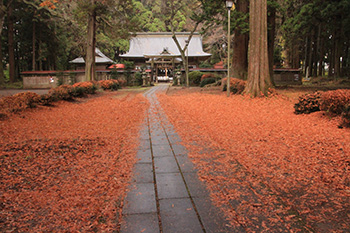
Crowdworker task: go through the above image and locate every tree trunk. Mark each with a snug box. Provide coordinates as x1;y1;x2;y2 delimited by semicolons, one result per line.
232;0;249;80
304;36;309;75
314;23;321;77
318;36;325;76
245;0;271;97
343;43;349;77
171;23;199;87
8;2;15;83
85;0;96;81
334;36;341;77
0;1;5;86
307;32;313;77
0;38;5;86
0;0;6;36
292;41;300;68
267;3;276;85
32;20;36;71
39;28;42;71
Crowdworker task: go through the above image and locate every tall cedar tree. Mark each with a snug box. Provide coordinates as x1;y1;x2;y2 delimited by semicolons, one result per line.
245;0;271;97
85;0;96;81
232;0;249;80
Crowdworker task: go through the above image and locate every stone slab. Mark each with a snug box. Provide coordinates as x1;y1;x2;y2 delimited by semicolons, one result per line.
136;148;152;164
176;154;196;173
154;156;179;174
183;173;210;198
167;134;182;144
150;129;166;139
139;129;150;140
150;134;169;146
132;163;153;184
123;183;157;214
171;143;187;156
152;144;173;157
159;198;203;233
192;197;236;233
156;173;189;199
120;213;160;233
139;139;151;150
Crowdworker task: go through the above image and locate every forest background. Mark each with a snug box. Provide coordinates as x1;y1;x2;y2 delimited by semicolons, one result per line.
0;0;350;87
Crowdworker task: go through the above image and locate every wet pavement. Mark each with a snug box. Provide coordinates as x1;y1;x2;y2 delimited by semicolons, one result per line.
120;84;231;233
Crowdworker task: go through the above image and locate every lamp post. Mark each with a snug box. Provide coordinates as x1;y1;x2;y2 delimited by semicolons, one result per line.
226;0;234;97
185;40;189;87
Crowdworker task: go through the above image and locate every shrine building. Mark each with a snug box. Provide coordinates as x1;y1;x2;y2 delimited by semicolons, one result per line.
120;32;211;81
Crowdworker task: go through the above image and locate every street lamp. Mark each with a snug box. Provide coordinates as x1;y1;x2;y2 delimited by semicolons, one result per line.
226;0;234;97
185;39;189;87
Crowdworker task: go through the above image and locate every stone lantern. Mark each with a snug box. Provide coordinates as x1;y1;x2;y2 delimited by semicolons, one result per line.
176;71;182;86
142;71;147;87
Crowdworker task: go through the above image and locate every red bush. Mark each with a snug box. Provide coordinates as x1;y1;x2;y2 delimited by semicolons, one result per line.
98;80;120;91
320;89;350;115
49;85;74;101
0;92;40;113
294;91;322;114
222;77;246;94
72;81;97;95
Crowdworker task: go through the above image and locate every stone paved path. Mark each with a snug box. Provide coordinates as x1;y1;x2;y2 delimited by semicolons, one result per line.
120;84;232;233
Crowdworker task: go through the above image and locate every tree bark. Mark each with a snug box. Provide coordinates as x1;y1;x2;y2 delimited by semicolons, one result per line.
292;42;300;68
0;0;7;36
32;20;36;71
267;3;276;85
245;0;271;97
0;38;5;86
334;36;341;77
8;1;15;83
232;0;249;80
304;36;309;75
307;32;314;77
343;43;349;76
85;0;96;81
318;35;324;76
171;22;199;87
314;23;321;77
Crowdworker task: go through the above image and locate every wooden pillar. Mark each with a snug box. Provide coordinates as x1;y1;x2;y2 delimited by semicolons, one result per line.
172;58;175;80
155;64;159;83
151;58;154;83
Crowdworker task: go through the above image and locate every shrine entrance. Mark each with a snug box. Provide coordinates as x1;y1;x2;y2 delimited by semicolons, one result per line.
145;48;181;83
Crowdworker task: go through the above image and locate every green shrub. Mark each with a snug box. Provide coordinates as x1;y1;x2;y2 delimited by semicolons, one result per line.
189;71;204;86
294;91;322;114
134;72;143;86
201;73;216;81
200;78;216;87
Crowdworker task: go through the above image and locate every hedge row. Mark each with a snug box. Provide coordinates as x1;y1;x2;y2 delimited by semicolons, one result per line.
294;89;350;127
0;79;126;117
